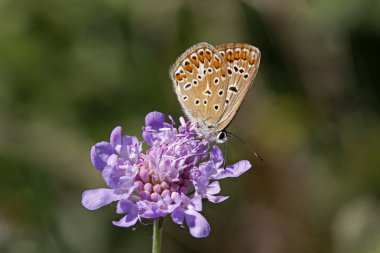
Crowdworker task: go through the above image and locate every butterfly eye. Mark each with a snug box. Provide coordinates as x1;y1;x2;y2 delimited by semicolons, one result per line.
216;131;228;144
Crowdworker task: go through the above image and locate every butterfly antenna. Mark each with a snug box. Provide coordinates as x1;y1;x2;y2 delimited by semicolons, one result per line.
225;131;263;161
223;138;228;169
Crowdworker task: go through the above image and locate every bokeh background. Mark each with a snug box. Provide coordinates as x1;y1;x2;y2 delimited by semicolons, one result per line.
1;0;380;252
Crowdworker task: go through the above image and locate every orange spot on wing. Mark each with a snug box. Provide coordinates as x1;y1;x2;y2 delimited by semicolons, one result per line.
198;54;205;63
242;51;248;60
176;74;186;81
191;58;199;68
205;52;212;61
226;51;234;62
248;57;256;65
213;60;222;69
184;65;193;72
221;69;226;77
234;50;241;60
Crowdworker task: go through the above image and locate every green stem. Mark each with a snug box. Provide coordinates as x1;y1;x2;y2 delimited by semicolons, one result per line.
152;218;163;253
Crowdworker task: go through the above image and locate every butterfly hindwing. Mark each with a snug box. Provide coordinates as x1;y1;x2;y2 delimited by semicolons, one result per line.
215;43;260;131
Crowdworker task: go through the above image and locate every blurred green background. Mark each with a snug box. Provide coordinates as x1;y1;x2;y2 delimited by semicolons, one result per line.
1;0;380;252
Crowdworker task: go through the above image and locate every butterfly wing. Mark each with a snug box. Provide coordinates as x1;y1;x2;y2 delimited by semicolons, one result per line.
170;42;229;131
215;43;261;131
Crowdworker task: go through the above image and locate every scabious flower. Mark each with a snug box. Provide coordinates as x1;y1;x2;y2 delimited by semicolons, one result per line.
82;111;251;238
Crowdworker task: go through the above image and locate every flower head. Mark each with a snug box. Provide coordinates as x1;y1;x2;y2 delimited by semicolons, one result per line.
82;111;251;238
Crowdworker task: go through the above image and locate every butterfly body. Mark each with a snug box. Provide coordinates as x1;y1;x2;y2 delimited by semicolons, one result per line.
193;120;220;143
170;42;260;142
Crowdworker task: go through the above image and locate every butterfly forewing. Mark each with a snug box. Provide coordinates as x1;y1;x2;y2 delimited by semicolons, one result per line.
215;43;260;131
170;42;229;128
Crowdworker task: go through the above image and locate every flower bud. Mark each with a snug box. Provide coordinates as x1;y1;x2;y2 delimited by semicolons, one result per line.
150;192;159;202
153;184;162;194
144;183;153;192
160;181;169;190
161;189;170;198
139;170;150;183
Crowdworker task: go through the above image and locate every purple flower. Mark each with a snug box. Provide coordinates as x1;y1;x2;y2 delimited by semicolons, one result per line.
82;111;252;238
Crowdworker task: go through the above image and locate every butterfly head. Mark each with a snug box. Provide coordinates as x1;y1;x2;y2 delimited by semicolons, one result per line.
216;131;228;144
194;122;228;143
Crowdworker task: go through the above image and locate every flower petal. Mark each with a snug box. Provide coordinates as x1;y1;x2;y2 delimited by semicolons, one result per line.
191;195;203;211
110;127;137;157
207;195;229;203
142;129;154;147
116;199;138;214
171;207;185;225
101;154;121;188
91;142;114;171
184;209;210;238
145;111;165;130
210;145;224;168
206;181;221;195
138;200;167;219
81;188;116;210
212;160;252;179
112;213;139;227
110;126;122;149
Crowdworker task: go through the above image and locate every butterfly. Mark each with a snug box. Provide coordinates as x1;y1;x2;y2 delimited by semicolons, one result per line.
170;42;260;143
